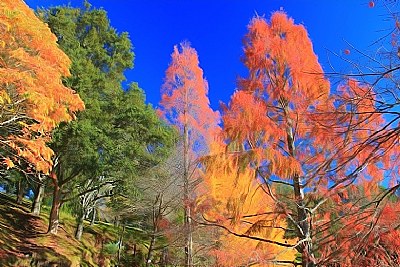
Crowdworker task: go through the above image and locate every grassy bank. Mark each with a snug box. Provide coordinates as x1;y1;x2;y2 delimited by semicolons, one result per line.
0;193;125;267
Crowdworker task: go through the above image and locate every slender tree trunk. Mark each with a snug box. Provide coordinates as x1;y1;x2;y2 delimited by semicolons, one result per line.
16;179;26;204
48;183;62;234
283;103;315;267
31;182;45;215
91;208;96;225
161;247;168;267
114;216;120;227
75;211;85;240
146;198;162;267
146;232;156;267
183;121;193;267
117;223;125;266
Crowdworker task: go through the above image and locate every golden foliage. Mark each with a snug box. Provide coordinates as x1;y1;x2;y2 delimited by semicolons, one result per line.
0;0;84;173
200;144;296;266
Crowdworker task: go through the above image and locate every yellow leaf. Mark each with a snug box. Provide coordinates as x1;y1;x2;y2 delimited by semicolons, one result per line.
4;157;14;169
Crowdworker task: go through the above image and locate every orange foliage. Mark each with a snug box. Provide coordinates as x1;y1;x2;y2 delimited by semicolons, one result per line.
320;197;400;267
234;12;333;156
331;79;388;187
0;0;84;173
159;42;220;156
204;11;392;266
234;12;390;196
227;11;335;187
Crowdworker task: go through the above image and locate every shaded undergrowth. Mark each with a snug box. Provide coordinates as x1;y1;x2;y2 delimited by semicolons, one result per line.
0;193;115;267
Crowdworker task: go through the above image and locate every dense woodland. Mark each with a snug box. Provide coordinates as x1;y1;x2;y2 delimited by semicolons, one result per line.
1;0;400;266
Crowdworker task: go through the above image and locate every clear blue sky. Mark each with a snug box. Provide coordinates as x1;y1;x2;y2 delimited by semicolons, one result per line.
25;0;392;110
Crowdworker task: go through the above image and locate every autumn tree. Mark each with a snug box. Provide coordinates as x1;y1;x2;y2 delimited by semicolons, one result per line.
0;0;84;175
199;11;377;267
158;42;220;267
200;10;400;267
215;12;333;266
311;2;400;264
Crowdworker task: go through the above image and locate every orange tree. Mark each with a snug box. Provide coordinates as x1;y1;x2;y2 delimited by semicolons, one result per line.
159;42;220;266
200;12;397;267
0;0;84;174
313;2;400;264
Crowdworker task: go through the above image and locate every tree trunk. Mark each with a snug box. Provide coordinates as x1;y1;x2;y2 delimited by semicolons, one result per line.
161;247;168;267
16;179;26;204
117;223;125;266
283;103;315;267
114;216;120;227
293;173;314;267
145;232;156;267
91;208;96;225
183;121;193;267
184;204;193;267
75;211;85;240
4;183;11;194
31;182;45;215
48;184;62;234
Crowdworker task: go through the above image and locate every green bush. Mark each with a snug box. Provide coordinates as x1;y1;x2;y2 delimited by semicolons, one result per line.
103;241;123;255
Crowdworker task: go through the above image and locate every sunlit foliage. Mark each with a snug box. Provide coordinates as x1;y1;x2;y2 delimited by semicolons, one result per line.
0;0;84;173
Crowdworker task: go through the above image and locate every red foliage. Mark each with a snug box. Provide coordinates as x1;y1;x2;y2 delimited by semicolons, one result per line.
205;11;395;267
159;42;220;156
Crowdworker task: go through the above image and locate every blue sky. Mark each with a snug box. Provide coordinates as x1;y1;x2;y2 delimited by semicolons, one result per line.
25;0;392;110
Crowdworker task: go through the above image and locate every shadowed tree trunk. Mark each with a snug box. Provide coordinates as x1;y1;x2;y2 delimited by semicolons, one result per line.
48;182;62;234
161;247;168;267
75;211;85;240
16;179;26;204
91;208;96;225
117;223;125;266
146;195;163;267
145;232;156;267
31;180;45;215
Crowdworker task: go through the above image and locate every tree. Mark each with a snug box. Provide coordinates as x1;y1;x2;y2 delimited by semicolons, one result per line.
0;0;84;174
200;12;392;267
137;154;183;267
159;42;220;266
311;3;400;264
39;4;131;234
40;4;174;235
31;173;46;215
218;12;333;266
72;174;114;240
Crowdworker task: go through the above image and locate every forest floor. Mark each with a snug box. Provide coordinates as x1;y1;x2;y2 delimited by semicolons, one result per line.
0;193;119;267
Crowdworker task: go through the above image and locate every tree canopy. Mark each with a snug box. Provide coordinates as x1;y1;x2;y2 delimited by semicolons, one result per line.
39;4;175;234
0;0;84;174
